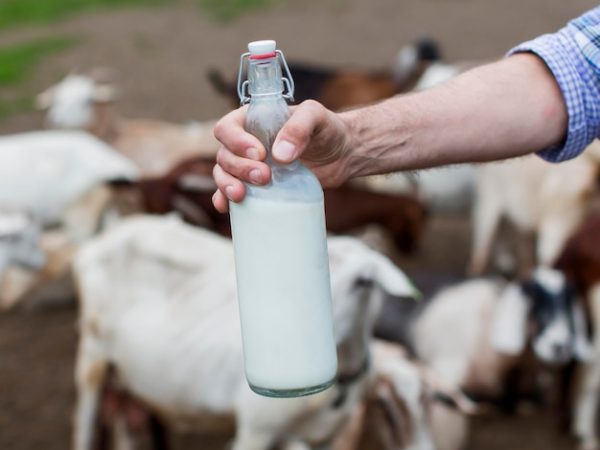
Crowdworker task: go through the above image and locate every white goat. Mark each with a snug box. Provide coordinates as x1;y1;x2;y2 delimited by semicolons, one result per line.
469;142;600;275
0;229;77;309
332;339;470;450
0;130;137;233
406;270;592;449
0;130;137;308
72;215;417;450
0;209;46;308
37;74;220;177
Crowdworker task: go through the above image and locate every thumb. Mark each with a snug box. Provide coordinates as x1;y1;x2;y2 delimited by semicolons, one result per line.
272;100;328;163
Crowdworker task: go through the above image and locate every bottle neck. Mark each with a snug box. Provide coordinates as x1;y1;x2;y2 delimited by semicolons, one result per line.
246;55;297;171
248;57;284;98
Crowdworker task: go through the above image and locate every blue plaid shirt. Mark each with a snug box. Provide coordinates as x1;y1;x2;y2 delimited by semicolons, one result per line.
510;6;600;162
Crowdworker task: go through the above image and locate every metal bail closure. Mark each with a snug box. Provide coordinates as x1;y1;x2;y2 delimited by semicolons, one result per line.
277;50;295;104
236;49;295;106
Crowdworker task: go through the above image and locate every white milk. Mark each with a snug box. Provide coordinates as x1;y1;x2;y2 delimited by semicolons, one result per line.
230;195;338;395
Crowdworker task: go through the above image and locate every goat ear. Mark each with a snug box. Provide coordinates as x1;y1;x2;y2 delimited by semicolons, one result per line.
370;252;420;299
572;301;594;362
93;84;118;103
35;87;55;110
490;284;529;355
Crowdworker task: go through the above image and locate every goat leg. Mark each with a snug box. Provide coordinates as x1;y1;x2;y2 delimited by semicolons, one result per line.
468;184;501;275
73;336;109;450
112;416;136;450
574;285;600;450
149;413;169;450
574;361;600;450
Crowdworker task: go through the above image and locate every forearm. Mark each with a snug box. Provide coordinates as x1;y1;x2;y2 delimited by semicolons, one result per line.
341;53;568;177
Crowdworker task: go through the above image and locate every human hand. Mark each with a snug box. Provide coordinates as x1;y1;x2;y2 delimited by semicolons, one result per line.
212;100;355;212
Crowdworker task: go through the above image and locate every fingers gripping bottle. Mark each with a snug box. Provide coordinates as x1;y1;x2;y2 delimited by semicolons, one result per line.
229;40;338;397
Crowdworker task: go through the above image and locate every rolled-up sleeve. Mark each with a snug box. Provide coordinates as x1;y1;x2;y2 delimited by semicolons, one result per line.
509;7;600;162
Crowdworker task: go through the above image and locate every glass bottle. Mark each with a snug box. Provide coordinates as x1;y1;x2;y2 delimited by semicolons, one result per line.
229;40;337;398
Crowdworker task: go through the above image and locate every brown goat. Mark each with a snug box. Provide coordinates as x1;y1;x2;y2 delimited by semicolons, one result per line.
324;184;427;254
555;213;600;301
208;38;442;111
553;213;600;447
112;156;428;254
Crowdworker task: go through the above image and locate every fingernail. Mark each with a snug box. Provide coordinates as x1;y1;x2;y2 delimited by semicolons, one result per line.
246;147;259;160
225;186;235;199
249;169;262;184
274;140;296;161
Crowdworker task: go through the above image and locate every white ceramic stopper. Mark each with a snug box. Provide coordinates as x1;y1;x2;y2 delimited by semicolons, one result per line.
248;40;276;56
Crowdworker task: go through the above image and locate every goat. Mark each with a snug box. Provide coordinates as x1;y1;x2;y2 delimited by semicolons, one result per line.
324;184;427;254
468;141;600;275
0;131;137;308
0;229;77;309
0;209;45;309
109;156;230;235
0;130;137;232
332;339;477;450
109;156;428;254
554;213;600;450
375;269;592;448
208;38;443;111
72;214;417;450
37;73;220;177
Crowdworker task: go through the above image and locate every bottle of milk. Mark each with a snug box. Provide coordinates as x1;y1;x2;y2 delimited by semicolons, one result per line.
229;40;338;398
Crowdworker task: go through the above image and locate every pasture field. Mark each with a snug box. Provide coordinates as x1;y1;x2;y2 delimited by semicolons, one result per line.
0;0;267;28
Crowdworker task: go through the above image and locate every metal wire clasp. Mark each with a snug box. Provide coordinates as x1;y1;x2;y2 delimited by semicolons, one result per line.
237;49;295;106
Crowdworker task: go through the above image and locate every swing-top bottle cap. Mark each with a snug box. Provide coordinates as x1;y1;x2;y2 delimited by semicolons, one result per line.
248;40;277;59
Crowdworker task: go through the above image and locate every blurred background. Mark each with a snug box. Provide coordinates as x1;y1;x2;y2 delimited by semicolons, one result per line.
1;0;599;449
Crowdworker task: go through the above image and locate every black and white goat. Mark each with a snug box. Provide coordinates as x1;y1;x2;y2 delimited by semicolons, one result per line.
375;268;592;449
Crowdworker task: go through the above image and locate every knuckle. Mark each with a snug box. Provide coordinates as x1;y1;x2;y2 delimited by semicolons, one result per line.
215;148;226;166
302;99;325;116
302;99;319;110
213;120;226;140
212;163;222;179
283;123;306;143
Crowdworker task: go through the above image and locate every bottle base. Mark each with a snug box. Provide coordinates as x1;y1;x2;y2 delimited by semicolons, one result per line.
249;378;336;398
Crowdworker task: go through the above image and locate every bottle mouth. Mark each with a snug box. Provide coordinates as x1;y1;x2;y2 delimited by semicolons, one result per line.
249;52;277;60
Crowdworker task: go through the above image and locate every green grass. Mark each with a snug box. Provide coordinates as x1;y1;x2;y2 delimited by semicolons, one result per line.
198;0;275;22
0;0;275;29
0;36;76;86
0;35;77;121
0;0;171;29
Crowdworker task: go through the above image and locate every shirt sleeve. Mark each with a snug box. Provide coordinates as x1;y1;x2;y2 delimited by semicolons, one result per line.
508;6;600;162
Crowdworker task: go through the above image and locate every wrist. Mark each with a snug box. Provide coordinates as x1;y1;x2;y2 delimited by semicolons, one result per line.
338;97;418;178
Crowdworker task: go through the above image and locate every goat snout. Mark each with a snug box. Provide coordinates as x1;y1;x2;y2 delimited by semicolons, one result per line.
533;323;574;365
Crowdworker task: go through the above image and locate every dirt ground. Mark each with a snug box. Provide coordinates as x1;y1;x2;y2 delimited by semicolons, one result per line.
1;0;598;449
